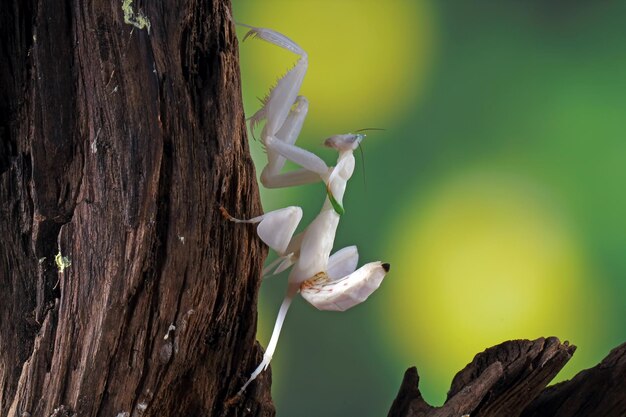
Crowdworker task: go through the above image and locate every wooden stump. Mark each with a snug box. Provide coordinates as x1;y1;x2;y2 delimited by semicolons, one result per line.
389;338;626;417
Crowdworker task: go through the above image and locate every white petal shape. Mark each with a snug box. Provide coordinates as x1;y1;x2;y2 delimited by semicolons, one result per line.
301;262;390;312
257;206;302;254
327;246;359;280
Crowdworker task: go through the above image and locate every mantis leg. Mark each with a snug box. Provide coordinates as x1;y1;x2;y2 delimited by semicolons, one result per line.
262;95;308;171
262;256;287;277
263;253;298;278
241;25;308;138
240;24;307;57
237;285;298;395
242;26;324;189
265;135;329;178
262;228;307;278
275;96;308;147
260;167;322;189
259;96;325;188
263;57;308;140
221;206;302;255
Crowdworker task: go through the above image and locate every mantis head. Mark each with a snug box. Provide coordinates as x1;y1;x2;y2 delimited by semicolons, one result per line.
324;133;365;152
323;133;367;215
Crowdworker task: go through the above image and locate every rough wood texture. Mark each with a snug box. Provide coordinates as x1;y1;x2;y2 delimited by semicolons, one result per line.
0;0;274;415
388;338;626;417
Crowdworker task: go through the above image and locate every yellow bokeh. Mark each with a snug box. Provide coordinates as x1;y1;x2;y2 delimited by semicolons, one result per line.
235;0;433;142
382;170;605;404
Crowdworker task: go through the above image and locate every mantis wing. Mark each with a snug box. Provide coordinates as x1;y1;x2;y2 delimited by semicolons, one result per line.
300;262;390;312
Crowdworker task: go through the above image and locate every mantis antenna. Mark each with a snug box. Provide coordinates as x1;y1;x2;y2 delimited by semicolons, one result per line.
352;128;385;192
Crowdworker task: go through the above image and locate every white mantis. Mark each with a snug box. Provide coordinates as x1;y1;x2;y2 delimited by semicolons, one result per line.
223;24;390;395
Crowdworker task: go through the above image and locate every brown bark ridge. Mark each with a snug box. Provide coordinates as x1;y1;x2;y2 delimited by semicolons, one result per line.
388;337;626;417
1;0;273;416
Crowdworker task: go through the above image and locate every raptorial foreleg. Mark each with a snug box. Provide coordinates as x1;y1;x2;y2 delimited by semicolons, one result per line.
265;135;330;179
240;24;309;138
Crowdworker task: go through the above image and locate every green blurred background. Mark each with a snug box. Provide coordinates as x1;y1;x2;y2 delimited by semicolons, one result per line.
233;1;626;415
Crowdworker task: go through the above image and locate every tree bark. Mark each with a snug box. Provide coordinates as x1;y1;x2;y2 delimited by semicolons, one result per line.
1;0;273;415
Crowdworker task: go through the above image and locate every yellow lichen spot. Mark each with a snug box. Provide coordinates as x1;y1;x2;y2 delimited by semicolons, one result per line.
55;252;71;273
122;0;151;34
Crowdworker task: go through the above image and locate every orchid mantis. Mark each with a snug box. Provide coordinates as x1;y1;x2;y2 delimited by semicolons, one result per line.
224;24;390;395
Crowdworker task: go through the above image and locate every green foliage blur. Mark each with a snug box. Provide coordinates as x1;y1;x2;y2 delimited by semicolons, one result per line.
234;1;626;416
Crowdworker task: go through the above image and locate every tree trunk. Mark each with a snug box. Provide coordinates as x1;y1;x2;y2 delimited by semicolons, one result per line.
1;0;273;415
